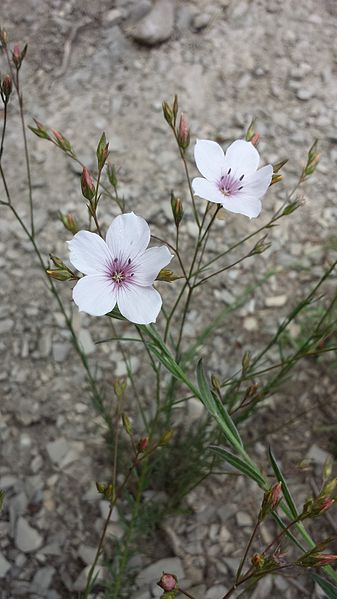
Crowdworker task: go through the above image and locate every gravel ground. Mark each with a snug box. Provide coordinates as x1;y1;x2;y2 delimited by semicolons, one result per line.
1;0;337;597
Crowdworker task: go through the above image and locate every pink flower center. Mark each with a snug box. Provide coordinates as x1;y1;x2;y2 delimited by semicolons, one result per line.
108;257;135;286
218;168;244;196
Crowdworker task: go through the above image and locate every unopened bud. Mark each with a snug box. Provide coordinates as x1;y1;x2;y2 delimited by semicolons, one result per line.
323;458;333;481
158;572;177;592
177;113;190;150
46;268;74;281
81;167;95;201
321;477;337;498
29;119;51;140
273;158;288;173
0;490;5;513
270;173;283;186
245;118;256;142
172;95;178;124
58;211;78;235
107;163;118;188
12;43;27;69
253;236;271;254
259;482;282;522
211;374;221;391
159;430;173;446
242;351;251;372
96;132;109;170
302;140;319;180
1;75;12;102
300;495;335;520
0;28;8;48
138;437;149;453
162;100;173;126
297;552;337;568
51;129;73;153
281;198;304;216
122;413;133;436
170;193;184;227
250;133;260;146
113;377;127;399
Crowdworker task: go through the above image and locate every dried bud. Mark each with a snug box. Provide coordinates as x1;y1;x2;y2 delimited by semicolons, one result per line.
158;572;178;592
170;193;184;227
107;163;118;188
273;158;288;173
253;236;271;254
58;211;78;235
300;495;335;520
0;490;5;513
162;100;173;126
12;43;27;69
302;140;320;180
246;383;258;397
0;28;8;48
156;269;182;282
113;377;127;399
259;482;282;522
281;198;304;216
211;374;221;392
297;551;337;568
95;482;114;501
251;553;265;569
177;113;190;150
81;167;95;202
96;132;109;170
1;74;12;102
270;173;283;186
46;268;74;281
51;129;73;153
138;437;149;453
172;95;179;124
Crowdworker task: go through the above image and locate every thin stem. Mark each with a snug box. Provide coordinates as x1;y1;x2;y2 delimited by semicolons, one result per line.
235;520;260;583
16;71;34;238
0;101;8;164
83;503;113;598
179;588;198;599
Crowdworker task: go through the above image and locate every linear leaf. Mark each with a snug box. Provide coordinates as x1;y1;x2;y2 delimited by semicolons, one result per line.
312;574;337;599
210;446;266;486
269;446;298;519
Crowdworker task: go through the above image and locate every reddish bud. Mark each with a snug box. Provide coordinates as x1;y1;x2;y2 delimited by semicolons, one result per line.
297;552;337;568
58;211;78;235
96;132;109;170
0;28;8;48
158;572;177;592
12;43;27;69
259;482;282;522
138;437;149;453
170;192;184;227
250;133;260;146
51;128;73;153
1;75;12;101
81;167;95;202
177;113;190;150
251;553;265;569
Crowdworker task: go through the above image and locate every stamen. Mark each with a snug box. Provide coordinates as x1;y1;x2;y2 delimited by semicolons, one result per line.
239;174;244;181
238;186;243;190
114;257;118;262
227;168;231;174
128;258;131;264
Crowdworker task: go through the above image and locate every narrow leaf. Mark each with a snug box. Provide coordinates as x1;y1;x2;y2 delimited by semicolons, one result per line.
312;574;337;599
269;446;298;519
210;446;266;486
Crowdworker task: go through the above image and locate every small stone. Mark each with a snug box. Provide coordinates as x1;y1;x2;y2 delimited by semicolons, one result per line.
306;444;332;465
78;544;97;566
78;329;96;355
0;553;11;577
186;397;205;422
296;88;314;101
265;295;287;308
31;566;55;593
31;454;43;473
46;438;69;465
52;342;70;362
236;511;252;527
243;316;258;331
192;12;211;31
38;331;52;358
15;517;43;553
73;565;104;592
0;319;14;334
206;585;227;599
129;0;175;46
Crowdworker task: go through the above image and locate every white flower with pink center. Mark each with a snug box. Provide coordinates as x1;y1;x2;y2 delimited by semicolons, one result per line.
68;212;173;324
192;139;273;218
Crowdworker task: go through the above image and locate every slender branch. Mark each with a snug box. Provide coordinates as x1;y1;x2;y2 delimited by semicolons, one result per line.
16;71;34;238
235;520;260;584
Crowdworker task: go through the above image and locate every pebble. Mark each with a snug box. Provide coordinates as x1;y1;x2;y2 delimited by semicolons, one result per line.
243;316;258;331
306;444;332;465
31;566;55;593
73;565;104;591
52;342;70;363
78;544;97;566
78;329;96;355
296;88;314;101
15;517;43;553
0;319;14;334
0;553;11;577
46;438;69;465
206;585;227;599
265;294;287;307
129;0;175;46
235;511;252;527
192;12;211;31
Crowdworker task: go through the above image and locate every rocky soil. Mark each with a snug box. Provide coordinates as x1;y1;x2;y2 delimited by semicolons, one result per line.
1;0;337;597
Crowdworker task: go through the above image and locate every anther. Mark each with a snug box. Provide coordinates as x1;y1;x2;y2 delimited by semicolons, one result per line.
227;168;231;174
239;174;244;181
238;186;243;190
128;258;131;264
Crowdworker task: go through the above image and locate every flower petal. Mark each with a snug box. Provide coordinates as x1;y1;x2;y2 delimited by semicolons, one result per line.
133;246;173;286
106;212;150;261
239;164;273;198
221;194;262;219
117;284;162;324
68;231;112;275
224;140;260;178
194;139;225;181
72;275;117;316
192;177;225;205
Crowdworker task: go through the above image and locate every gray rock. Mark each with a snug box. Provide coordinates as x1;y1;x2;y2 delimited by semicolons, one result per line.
73;565;104;592
52;342;70;363
46;438;69;465
236;511;253;527
78;544;97;566
306;444;332;465
136;557;184;588
129;0;175;46
192;12;211;31
78;329;96;355
0;553;11;577
206;586;227;599
0;319;14;334
15;517;43;553
38;331;52;357
31;566;55;593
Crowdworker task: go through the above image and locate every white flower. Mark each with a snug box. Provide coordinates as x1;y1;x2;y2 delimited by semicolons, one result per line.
68;212;173;324
192;139;273;218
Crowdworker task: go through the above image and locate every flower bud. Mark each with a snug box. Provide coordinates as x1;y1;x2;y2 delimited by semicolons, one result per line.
58;211;78;235
299;495;335;520
245;118;256;142
107;163;118;188
96;132;109;170
250;133;260;146
12;43;27;69
138;437;149;453
321;477;337;498
177;113;190;150
156;269;182;282
81;167;95;202
1;75;12;102
270;173;283;186
281;198;304;216
258;482;282;522
159;430;173;446
251;553;265;569
162;100;173;126
170;192;184;227
158;572;177;592
51;129;73;153
113;377;127;399
0;28;8;48
297;551;337;568
46;268;74;281
242;351;251;373
211;374;221;391
122;413;133;436
273;158;288;173
29;119;51;140
172;95;178;124
253;236;271;254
